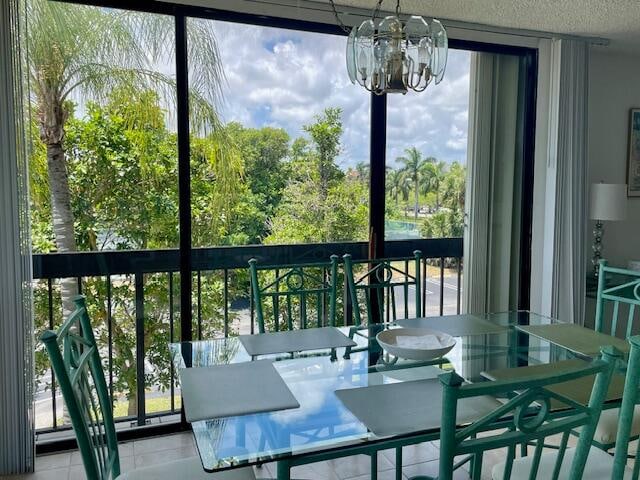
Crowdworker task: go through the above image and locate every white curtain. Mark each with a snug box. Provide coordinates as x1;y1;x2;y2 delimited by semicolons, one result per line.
548;39;589;325
464;52;522;314
464;52;493;314
0;0;34;474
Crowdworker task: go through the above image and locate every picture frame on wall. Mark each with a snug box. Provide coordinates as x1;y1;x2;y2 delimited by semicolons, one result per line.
628;108;640;197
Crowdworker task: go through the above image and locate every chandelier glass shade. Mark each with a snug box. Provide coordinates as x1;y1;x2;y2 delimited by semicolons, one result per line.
346;13;448;95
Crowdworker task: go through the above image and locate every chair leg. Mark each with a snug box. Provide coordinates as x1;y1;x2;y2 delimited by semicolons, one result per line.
371;451;378;480
395;447;403;480
520;442;528;457
256;433;267;468
276;460;291;480
471;453;482;479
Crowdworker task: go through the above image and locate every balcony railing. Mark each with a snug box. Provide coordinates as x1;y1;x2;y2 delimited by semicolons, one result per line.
32;238;463;442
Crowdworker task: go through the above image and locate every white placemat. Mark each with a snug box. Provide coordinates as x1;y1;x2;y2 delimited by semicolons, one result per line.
239;327;356;356
179;360;299;422
398;315;508;336
335;378;501;437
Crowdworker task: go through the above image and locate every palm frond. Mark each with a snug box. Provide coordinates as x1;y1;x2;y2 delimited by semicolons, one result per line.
27;1;146;99
27;0;226;134
125;13;226;132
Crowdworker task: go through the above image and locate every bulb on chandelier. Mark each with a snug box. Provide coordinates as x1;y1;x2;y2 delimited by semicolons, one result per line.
344;4;448;95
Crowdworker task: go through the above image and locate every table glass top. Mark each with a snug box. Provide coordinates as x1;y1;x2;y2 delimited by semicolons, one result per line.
169;311;606;471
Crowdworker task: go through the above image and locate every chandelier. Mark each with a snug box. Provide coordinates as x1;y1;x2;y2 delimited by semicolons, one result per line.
330;0;448;95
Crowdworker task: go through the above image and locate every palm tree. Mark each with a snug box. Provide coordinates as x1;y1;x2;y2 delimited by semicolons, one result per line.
386;169;409;206
28;1;232;418
397;147;431;220
27;0;226;315
442;161;467;211
354;161;370;183
420;160;447;211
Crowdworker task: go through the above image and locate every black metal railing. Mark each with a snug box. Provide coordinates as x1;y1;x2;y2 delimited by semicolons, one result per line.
32;238;463;439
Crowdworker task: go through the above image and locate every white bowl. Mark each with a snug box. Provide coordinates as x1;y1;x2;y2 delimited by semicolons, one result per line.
376;327;456;361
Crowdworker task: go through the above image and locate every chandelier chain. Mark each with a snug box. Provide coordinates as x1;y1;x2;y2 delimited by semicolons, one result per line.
327;0;351;33
328;0;385;33
395;0;400;16
371;0;384;21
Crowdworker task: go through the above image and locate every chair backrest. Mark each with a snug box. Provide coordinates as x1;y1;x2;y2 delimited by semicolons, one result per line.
612;335;640;479
438;347;620;480
249;256;339;334
41;295;120;480
595;259;640;337
343;250;422;326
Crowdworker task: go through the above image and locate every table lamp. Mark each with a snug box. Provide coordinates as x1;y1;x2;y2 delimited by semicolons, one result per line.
589;183;627;277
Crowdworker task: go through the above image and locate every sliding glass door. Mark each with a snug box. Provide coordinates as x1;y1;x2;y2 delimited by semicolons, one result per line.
25;0;538;447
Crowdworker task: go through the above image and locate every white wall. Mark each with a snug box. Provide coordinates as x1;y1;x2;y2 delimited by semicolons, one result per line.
588;48;640;268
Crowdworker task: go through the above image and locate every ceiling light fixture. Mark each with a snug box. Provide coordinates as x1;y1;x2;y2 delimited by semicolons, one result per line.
329;0;448;95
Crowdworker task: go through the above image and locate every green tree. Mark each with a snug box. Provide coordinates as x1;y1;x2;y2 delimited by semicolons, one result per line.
325;179;369;240
290;137;311;163
420;209;464;239
266;108;367;244
27;0;226;314
442;161;467;211
31;89;244;419
303;107;344;202
266;177;368;244
354;161;370;183
420;160;447;211
397;147;433;220
190;133;244;246
224;123;290;242
265;181;326;244
386;168;410;207
420;162;466;240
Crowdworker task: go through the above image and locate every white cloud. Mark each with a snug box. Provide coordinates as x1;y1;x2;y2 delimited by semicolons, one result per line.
209;20;470;168
449;124;462;137
446;122;467;151
446;137;467;151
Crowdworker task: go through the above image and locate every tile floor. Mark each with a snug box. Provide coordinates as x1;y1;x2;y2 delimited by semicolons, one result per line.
2;428;634;479
1;432;487;480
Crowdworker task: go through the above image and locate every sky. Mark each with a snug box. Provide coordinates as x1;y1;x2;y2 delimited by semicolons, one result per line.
208;19;470;170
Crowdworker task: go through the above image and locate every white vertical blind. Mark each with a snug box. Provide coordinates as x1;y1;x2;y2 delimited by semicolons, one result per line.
0;0;34;474
463;52;493;314
464;52;522;314
549;39;589;325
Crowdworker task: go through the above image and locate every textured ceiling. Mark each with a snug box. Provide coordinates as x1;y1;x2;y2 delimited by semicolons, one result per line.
329;0;640;52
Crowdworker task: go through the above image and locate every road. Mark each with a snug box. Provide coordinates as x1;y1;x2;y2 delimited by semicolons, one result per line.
395;274;462;317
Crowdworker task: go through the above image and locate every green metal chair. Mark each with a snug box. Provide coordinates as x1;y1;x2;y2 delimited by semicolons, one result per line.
343;250;429;478
341;250;424;366
342;250;423;326
493;336;640;479
248;256;339;334
611;335;640;479
41;295;256;480
590;259;640;451
595;260;640;338
248;257;343;467
431;346;621;480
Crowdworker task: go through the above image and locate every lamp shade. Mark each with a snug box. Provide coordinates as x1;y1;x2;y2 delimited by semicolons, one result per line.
589;183;627;221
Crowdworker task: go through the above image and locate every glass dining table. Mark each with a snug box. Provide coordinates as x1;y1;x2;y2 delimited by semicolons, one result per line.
169;311;628;480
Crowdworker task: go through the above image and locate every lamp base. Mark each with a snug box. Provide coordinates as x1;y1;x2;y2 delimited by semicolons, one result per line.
591;221;604;278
